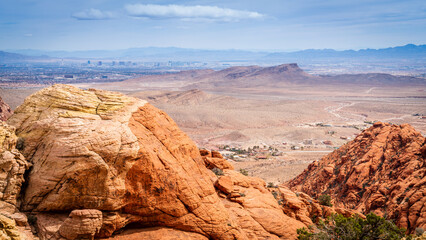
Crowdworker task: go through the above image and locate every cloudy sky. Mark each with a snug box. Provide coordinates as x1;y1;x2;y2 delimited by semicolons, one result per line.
1;0;425;51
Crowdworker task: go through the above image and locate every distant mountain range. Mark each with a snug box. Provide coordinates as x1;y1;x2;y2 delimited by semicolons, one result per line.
2;44;425;62
107;63;426;91
0;51;49;63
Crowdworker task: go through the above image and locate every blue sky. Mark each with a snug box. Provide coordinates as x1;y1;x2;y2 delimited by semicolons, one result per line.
1;0;425;51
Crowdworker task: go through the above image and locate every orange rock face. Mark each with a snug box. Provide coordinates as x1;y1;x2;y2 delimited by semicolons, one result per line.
200;149;234;170
288;122;426;233
0;97;12;121
215;170;306;239
277;186;362;227
7;84;310;240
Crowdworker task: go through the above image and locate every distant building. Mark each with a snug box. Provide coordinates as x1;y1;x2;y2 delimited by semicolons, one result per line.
98;61;102;66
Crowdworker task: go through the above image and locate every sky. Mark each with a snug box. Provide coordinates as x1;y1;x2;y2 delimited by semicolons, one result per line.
0;0;425;51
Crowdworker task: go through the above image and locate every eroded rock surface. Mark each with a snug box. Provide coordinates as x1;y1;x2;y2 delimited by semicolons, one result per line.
0;97;13;122
215;170;306;239
200;149;234;170
4;85;314;239
0;122;30;208
288;122;426;233
58;209;102;240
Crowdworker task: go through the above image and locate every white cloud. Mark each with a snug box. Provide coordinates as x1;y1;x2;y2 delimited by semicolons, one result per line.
124;4;264;21
72;8;115;20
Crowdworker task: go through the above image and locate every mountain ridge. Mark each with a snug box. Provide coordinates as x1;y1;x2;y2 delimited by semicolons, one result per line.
3;44;425;61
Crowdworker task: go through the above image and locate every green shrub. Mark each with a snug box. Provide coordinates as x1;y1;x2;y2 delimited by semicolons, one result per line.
318;194;333;207
211;167;224;176
239;168;248;176
415;227;424;236
297;213;407;240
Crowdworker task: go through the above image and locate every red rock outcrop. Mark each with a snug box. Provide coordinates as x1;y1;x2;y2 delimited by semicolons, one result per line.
0;97;12;121
6;84;308;239
215;170;306;239
277;186;362;227
200;149;234;170
288;122;426;233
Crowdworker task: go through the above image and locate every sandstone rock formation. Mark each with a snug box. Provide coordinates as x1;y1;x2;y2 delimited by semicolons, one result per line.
58;209;102;240
200;149;234;170
288;122;426;233
0;122;29;208
277;186;362;227
7;84;309;239
0;214;21;240
109;227;209;240
0;122;32;240
0;97;13;121
216;170;306;240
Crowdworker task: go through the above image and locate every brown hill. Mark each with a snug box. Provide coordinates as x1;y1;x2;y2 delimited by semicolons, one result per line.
186;63;319;89
129;89;232;105
287;122;426;233
78;64;426;93
0;96;13;121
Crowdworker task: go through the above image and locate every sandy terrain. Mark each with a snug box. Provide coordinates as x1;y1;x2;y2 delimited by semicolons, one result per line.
1;66;425;183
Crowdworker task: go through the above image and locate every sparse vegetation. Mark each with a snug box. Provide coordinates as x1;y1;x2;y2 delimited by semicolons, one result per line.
297;213;407;240
318;194;333;207
211;167;224;176
271;191;279;199
415;228;424;236
239;168;248;176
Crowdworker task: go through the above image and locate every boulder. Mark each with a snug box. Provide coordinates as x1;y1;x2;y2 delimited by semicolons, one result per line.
200;149;234;170
7;85;241;239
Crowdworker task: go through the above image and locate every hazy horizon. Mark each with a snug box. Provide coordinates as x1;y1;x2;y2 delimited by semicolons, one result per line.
3;43;425;53
1;0;425;51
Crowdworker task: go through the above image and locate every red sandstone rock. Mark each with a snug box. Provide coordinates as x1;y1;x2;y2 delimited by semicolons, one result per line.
288;123;425;233
200;149;234;170
8;85;243;239
6;85;310;240
216;170;306;239
0;97;12;122
109;227;209;240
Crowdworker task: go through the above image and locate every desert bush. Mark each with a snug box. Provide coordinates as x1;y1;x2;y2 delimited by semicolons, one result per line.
211;167;224;176
297;213;407;240
318;194;333;207
239;168;248;176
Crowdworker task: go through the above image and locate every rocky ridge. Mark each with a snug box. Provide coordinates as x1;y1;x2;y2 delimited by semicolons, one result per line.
288;122;426;233
3;84;316;239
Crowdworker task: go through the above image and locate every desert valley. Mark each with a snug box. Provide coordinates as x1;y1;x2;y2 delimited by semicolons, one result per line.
0;60;425;239
1;0;426;239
